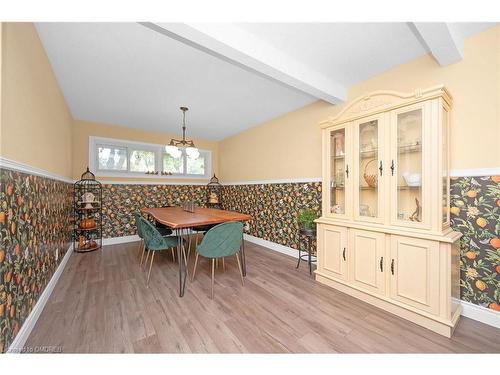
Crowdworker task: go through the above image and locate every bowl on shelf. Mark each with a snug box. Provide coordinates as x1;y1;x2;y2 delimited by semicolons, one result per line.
402;172;421;187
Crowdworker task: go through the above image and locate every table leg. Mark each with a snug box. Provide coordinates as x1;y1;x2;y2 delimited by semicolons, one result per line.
241;237;247;277
177;228;187;297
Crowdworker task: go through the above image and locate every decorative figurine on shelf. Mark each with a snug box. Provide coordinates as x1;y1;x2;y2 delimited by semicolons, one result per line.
332;204;343;214
410;197;421;222
208;192;219;204
206;174;222;208
82;191;95;209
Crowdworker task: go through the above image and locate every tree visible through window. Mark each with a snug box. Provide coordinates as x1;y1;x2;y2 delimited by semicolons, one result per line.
98;146;127;170
130;150;155;172
163;153;184;174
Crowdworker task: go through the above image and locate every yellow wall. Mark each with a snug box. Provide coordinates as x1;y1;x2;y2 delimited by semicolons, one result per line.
219;26;500;182
220;101;333;182
0;23;73;178
72;119;219;183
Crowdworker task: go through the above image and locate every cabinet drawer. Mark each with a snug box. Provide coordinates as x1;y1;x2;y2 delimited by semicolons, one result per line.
389;235;440;315
317;225;348;281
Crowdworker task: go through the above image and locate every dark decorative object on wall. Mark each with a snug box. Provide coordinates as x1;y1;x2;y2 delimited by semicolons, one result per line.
0;168;72;353
73;167;102;253
206;174;222;209
450;175;500;312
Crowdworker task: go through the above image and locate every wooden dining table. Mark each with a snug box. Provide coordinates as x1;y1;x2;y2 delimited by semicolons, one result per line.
141;206;252;297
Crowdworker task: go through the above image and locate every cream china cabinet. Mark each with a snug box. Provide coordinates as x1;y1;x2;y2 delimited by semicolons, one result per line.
316;85;462;337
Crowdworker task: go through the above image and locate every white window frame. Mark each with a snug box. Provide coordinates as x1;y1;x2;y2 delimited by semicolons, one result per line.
89;136;212;179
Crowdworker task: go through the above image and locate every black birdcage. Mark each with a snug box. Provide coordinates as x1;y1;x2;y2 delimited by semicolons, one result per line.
206;174;222;209
73;167;102;253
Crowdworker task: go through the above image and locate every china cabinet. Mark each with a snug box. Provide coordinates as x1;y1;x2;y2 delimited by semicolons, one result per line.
316;86;461;337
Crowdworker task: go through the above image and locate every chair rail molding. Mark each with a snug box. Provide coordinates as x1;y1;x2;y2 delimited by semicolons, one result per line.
0;157;73;183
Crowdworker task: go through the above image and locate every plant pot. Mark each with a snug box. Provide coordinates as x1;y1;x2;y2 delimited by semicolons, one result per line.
299;226;316;236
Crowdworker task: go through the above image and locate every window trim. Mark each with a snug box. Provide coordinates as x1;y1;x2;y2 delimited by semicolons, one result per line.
89;136;212;179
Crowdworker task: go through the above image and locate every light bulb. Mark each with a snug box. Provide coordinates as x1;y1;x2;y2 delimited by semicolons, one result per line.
165;145;180;157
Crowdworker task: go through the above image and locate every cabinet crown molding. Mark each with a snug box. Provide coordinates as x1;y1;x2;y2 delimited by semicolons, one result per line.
320;85;452;129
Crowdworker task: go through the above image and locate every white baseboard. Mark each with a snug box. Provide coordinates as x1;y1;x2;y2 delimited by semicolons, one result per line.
460;300;500;329
243;234;298;258
102;235;140;246
6;243;74;353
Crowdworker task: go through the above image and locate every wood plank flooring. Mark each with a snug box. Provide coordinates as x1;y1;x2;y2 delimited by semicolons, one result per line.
26;240;500;353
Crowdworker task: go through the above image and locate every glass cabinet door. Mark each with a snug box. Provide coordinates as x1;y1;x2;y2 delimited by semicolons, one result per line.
392;106;426;227
354;118;384;222
329;127;349;217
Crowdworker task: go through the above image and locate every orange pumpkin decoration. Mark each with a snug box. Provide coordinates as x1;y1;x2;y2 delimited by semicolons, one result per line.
0;249;5;263
0;212;5;223
6;184;13;196
0;303;4;317
492;176;500;183
496;265;500;274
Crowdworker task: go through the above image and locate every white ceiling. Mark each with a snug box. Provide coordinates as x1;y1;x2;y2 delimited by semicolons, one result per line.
36;22;496;140
35;23;316;141
235;22;495;87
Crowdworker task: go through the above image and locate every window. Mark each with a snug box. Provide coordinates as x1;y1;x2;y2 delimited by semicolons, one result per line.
97;145;128;171
90;136;211;179
129;150;155;172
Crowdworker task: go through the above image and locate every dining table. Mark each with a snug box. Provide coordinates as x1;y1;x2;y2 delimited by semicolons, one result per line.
141;206;252;297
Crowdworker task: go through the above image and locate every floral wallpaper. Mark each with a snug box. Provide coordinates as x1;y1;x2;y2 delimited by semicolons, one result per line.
0;172;498;353
222;183;322;253
0;169;72;353
450;176;500;312
101;184;208;238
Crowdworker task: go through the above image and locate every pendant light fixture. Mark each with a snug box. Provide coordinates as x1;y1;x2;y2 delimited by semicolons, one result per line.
165;106;199;159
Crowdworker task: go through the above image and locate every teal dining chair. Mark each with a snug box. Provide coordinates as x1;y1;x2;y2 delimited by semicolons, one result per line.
191;221;244;299
133;212;145;259
140;217;187;286
136;212;176;265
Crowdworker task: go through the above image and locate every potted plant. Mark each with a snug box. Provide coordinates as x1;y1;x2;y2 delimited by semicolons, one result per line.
297;208;318;236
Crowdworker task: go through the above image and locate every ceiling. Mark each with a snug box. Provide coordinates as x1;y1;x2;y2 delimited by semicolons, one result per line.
36;22;496;140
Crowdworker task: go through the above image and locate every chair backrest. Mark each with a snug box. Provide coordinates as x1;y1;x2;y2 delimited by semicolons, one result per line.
197;221;244;258
140;217;169;251
134;212;144;238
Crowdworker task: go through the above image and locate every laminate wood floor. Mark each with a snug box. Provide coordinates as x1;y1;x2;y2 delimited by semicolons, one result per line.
26;240;500;353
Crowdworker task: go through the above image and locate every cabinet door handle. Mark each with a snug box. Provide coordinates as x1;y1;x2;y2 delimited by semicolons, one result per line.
345;165;349;178
379;257;384;272
391;259;395;275
342;247;346;261
390;160;395;176
379;160;383;176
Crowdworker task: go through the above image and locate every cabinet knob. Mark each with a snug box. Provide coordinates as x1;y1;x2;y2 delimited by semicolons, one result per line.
391;259;395;275
345;165;349;178
342;247;346;261
390;160;395;176
379;160;383;176
379;257;384;272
